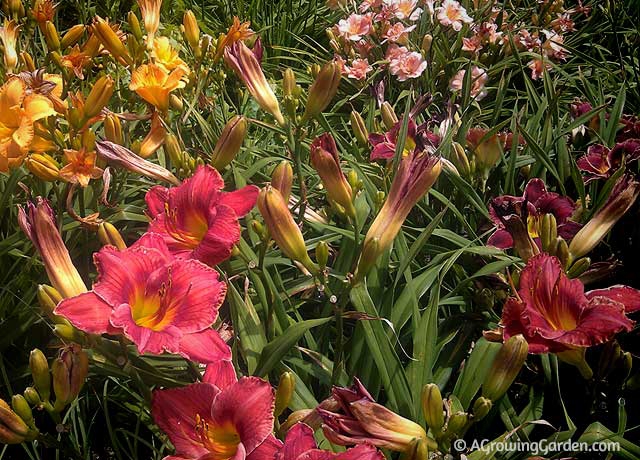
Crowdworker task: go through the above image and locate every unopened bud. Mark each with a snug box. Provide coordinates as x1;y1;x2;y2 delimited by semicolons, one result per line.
482;334;528;402
567;257;590;279
83;75;114;120
92;16;133;66
316;241;329;269
0;399;31;444
60;24;85;49
37;284;70;324
421;383;444;434
23;388;40;406
274;372;295;417
451;142;471;178
472;396;492;421
540;213;558;254
21;51;36;71
98;222;126;250
446;411;468;436
183;10;201;54
25;153;60;181
271;160;294;203
279;409;313;435
44;21;60;51
350;111;369;147
421;34;433;55
283;68;297;97
29;349;51;402
54;324;82;342
52;345;89;411
11;395;33;427
556;238;571;269
211;115;248;170
104;113;123;144
381;102;398;130
170;94;184;111
302;60;341;121
400;437;429;460
127;11;143;41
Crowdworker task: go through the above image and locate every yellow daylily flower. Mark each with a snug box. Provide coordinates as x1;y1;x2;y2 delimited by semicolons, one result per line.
129;63;186;112
59;148;104;187
0;19;20;71
152;36;188;72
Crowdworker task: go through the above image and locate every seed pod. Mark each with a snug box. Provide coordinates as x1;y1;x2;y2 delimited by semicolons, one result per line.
400;437;429;460
482;334;528;402
472;396;492;421
446;411;468;437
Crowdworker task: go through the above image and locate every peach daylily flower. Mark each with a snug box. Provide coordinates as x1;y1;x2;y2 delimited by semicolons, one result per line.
384;0;422;21
0;19;20;71
449;66;488;100
0;78;56;172
152;36;188;72
61;45;92;80
383;22;416;44
387;46;427;82
337;13;373;41
346;58;373;81
214;16;254;61
436;0;473;31
528;58;552;80
59;148;104;187
129;63;186;112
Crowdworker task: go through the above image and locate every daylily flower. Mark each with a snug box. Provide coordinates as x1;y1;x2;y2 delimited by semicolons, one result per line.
137;0;162;48
527;57;552;81
388;46;427;82
146;165;259;267
488;178;581;250
224;41;285;126
337;13;373;41
152;36;188;72
152;375;279;460
318;379;427;452
345;58;372;81
436;0;473;31
30;0;56;29
18;198;88;299
618;116;640;142
501;253;640;354
383;22;416;44
277;423;384;460
576;140;640;184
355;148;441;280
59;148;104;187
55;233;231;363
61;45;92;79
138;111;166;158
214;16;254;62
0;19;20;71
129;63;187;112
383;0;422;21
449;66;488;100
368;118;440;161
0;77;56;172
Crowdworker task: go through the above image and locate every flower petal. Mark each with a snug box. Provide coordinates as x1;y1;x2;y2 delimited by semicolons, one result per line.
277;423;317;460
110;304;183;355
203;360;238;389
193;205;242;266
54;291;114;335
179;329;232;364
586;285;640;313
219;185;260;218
145;185;169;217
151;383;220;459
247;435;283;460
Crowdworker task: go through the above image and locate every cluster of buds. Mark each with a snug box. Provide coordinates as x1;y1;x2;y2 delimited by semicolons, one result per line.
0;397;37;444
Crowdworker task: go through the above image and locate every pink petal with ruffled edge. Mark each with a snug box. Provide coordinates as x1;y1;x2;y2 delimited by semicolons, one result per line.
586;285;640;313
151;383;220;459
277;423;318;460
203;359;238;389
220;185;260;218
54;291;116;335
179;329;232;364
193;205;242;267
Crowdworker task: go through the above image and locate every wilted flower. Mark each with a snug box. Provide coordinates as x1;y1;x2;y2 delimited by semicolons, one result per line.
337;13;373;41
146;165;259;266
278;423;384;460
55;233;231;363
310;133;356;218
30;0;56;28
138;111;166;158
569;175;640;259
0;19;20;70
449;66;488;100
130;63;187;112
152;375;279;460
224;41;285;126
355;149;441;280
542;30;567;61
527;57;552;80
18;198;88;298
436;0;473;31
501;253;639;354
576;140;640;184
59;148;104;187
318;379;427;452
488;178;581;250
0;77;56;172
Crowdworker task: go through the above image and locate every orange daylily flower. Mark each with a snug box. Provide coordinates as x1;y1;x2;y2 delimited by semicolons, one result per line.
214;16;254;61
137;0;162;48
0;78;56;172
30;0;56;29
59;148;104;187
61;45;92;79
129;63;186;112
138;112;166;158
0;19;20;71
152;36;188;72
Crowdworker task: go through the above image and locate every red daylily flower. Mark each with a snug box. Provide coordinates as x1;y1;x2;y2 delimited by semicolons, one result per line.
368;118;440;161
617;116;640;142
317;379;427;452
501;253;640;353
146;165;259;267
152;368;279;460
488;178;581;249
276;423;383;460
55;233;230;364
576;140;640;184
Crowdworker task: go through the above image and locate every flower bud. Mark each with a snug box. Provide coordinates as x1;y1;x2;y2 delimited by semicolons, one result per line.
400;437;429;460
316;241;329;269
556;237;571;269
450;142;471;178
569;176;640;259
274;371;295;417
472;396;492;421
21;51;36;71
92;16;133;66
302;60;341;121
25;153;60;181
127;11;143;41
257;185;318;274
567;257;590;279
482;334;528;402
183;10;200;54
421;383;444;434
310;133;355;218
283;68;297;98
83;75;114;120
104;113;123;144
466;127;501;172
279;409;314;435
350;111;369;147
381;102;398;131
540;213;558;253
37;284;71;325
60;24;85;49
446;411;468;436
421;34;433;55
0;399;31;444
211;115;248;170
271;160;293;203
23;388;40;406
162;132;182;166
44;20;60;51
52;345;89;411
11;395;34;428
98;222;126;250
54;323;82;342
29;349;51;402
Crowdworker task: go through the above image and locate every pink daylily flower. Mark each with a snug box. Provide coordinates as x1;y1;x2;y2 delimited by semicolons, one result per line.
55;233;231;364
345;58;373;80
436;0;473;31
337;14;373;41
449;66;488;100
383;22;416;44
152;374;279;460
276;423;383;460
146;165;259;267
502;253;640;353
387;46;427;81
